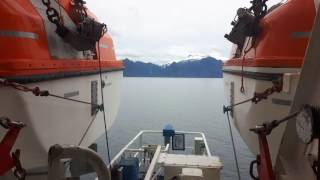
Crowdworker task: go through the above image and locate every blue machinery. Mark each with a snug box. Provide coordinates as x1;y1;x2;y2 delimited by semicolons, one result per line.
108;128;216;180
47;127;221;180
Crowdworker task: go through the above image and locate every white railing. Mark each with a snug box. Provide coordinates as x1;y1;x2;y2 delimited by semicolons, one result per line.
144;145;162;180
110;130;212;167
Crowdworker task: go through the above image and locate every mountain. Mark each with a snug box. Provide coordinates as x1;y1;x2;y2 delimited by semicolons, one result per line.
123;56;223;78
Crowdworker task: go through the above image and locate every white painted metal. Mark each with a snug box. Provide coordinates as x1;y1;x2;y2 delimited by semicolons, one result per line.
223;70;300;164
157;153;222;169
158;154;222;180
194;137;205;155
144;145;162;180
164;143;170;152
111;130;213;167
0;71;122;170
315;0;320;11
275;2;320;179
223;66;300;74
180;168;204;180
110;130;220;180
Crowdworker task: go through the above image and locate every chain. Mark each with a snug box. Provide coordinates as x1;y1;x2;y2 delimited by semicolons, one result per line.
223;80;282;113
41;0;68;36
252;80;282;104
0;78;49;96
42;0;61;26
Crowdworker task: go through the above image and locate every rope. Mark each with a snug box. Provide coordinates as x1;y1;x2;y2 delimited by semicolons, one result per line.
56;0;64;24
240;55;245;93
223;98;253;113
0;78;99;107
240;37;253;93
226;111;241;180
97;40;112;165
78;110;99;146
49;94;97;106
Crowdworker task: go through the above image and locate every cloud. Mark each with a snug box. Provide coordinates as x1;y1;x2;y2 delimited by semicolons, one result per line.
87;0;282;62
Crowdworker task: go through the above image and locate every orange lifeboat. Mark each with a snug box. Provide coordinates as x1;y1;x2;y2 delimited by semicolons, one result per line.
223;0;315;164
0;0;123;176
0;0;123;79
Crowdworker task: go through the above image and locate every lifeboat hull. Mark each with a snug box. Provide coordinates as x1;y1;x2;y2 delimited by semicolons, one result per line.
0;70;122;171
223;0;316;164
0;0;124;175
223;67;299;163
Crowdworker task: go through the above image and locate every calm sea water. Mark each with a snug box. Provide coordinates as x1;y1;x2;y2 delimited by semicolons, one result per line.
96;77;254;180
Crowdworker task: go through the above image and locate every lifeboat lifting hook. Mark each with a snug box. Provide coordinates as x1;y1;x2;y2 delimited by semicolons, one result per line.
249;105;320;180
248;111;299;180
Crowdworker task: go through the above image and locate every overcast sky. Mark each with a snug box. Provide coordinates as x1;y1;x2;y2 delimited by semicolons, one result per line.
87;0;280;64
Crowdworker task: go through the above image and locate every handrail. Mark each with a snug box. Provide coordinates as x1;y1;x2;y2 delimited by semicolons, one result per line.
163;143;170;152
110;130;212;166
110;131;144;166
126;144;169;153
144;145;161;180
201;133;212;156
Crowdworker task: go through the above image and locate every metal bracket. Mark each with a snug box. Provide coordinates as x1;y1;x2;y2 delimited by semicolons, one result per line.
0;118;25;177
223;82;235;115
91;81;98;115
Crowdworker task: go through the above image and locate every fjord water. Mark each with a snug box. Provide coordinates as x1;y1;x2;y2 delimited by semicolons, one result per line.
97;77;254;180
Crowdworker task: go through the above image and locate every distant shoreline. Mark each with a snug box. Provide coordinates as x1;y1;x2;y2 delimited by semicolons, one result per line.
123;76;223;79
123;56;223;78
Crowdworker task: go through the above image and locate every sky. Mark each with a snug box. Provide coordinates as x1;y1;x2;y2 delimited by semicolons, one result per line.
87;0;281;64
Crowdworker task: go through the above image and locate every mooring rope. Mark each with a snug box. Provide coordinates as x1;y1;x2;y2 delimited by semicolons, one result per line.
240;37;254;93
0;78;99;106
97;40;112;166
226;111;241;180
78;110;99;146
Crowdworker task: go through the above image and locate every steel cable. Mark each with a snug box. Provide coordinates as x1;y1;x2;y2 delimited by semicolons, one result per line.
78;110;99;146
226;111;241;180
97;40;112;166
